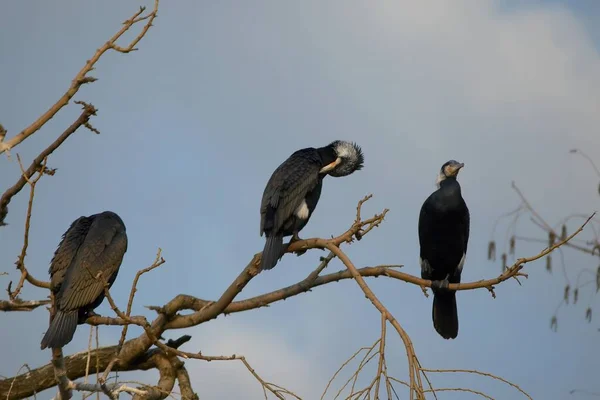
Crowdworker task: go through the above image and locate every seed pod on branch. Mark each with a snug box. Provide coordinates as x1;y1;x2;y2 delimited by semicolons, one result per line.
560;225;567;241
546;256;552;273
509;236;515;256
501;253;507;272
488;241;496;261
596;265;600;292
548;231;556;247
550;316;558;332
573;288;578;304
586;307;592;323
564;285;570;304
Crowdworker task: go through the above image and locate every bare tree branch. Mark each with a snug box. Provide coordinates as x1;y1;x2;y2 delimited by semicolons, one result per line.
0;2;159;156
0;298;50;312
0;102;97;227
2;194;588;399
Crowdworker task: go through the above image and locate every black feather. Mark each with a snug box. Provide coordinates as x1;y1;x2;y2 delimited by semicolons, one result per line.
432;292;459;339
418;161;469;340
41;211;127;350
260;234;285;271
40;310;78;350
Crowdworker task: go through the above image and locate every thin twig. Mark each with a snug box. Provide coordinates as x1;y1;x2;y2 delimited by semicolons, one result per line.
420;368;532;399
0;103;98;227
0;2;159;156
8;156;50;299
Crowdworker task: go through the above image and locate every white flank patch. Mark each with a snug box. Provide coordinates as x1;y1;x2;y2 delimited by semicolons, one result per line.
295;200;310;220
457;252;466;274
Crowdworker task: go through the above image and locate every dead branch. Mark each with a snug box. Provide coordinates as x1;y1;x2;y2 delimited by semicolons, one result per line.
100;249;166;383
420;368;532;399
422;387;494;399
2;195;583;399
7;155;53;300
0;102;98;227
0;2;159;156
51;348;73;400
511;182;598;256
0;298;50;312
175;365;199;400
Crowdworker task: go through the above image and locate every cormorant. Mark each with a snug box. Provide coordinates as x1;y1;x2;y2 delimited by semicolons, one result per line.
418;160;470;339
40;211;128;349
259;140;364;271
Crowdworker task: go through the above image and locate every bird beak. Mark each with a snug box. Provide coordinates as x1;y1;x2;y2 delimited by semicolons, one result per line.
448;162;464;176
319;157;342;174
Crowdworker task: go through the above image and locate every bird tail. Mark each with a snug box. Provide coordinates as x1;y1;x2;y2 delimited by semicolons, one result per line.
40;310;79;350
260;234;284;271
432;291;459;339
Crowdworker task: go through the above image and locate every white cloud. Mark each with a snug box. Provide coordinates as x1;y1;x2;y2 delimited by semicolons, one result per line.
183;319;327;399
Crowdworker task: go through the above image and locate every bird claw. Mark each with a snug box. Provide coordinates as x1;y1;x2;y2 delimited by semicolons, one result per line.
294;249;307;257
288;233;306;256
80;310;100;323
431;276;451;294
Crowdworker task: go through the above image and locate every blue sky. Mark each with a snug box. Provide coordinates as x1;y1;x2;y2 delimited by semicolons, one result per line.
1;0;600;398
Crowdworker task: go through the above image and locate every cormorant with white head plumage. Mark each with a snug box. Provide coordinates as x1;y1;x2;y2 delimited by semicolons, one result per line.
259;140;364;271
40;211;128;349
418;160;470;339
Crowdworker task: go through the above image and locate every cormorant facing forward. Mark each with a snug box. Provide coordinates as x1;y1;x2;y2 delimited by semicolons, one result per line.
259;140;364;271
418;160;470;339
40;211;128;349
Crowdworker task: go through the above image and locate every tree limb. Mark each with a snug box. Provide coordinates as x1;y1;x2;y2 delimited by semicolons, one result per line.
2;196;588;399
0;102;97;227
0;2;159;156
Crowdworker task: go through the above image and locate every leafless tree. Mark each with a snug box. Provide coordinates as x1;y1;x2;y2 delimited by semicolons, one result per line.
0;3;592;399
489;155;600;335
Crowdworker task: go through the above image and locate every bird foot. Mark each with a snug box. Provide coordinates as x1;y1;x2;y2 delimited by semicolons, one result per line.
288;233;307;256
80;310;100;324
431;276;451;294
294;249;307;257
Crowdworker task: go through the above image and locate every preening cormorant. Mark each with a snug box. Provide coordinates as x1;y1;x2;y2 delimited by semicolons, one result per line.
40;211;128;350
259;140;364;271
418;160;470;339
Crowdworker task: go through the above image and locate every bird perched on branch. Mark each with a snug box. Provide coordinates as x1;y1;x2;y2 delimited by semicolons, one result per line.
259;140;364;271
40;211;128;350
418;160;470;339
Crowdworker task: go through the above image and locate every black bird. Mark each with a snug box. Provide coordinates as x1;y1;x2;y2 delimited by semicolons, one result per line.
40;211;128;350
259;140;364;271
418;160;470;339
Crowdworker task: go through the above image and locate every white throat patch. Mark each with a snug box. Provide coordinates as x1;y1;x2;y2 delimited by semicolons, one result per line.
435;171;446;187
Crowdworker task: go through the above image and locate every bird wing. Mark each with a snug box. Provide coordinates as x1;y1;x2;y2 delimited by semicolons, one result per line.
260;149;321;235
418;195;436;278
49;216;94;293
57;214;128;311
458;200;470;253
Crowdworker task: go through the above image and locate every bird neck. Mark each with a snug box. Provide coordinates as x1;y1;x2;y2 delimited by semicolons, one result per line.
317;145;337;172
438;177;461;191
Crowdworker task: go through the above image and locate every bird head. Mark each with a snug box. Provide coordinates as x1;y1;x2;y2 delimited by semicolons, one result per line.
436;159;464;186
319;140;365;177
